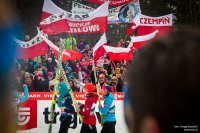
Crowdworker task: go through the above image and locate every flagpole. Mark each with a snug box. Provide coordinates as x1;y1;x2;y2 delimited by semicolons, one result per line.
92;59;104;126
124;34;128;45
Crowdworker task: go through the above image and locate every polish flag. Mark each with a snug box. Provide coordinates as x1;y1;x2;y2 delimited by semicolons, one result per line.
15;31;48;59
103;45;133;61
40;0;66;21
126;22;136;35
128;30;158;50
38;29;82;61
93;33;107;62
40;1;109;35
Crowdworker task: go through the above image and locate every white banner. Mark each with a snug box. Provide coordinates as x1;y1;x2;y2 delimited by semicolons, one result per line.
18;100;128;133
40;2;109;34
72;1;141;24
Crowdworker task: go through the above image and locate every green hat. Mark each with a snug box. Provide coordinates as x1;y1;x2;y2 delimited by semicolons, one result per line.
99;64;104;68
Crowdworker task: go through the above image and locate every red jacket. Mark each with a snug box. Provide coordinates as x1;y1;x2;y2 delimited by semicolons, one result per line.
79;93;98;125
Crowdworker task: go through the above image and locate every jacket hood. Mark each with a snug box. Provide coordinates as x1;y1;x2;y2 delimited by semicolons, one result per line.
57;82;69;97
67;67;72;72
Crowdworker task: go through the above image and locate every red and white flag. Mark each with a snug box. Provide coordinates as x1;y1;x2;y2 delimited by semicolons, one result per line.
103;45;133;61
40;1;109;35
128;30;158;50
93;33;107;62
38;29;82;61
15;31;48;59
40;0;66;21
87;0;133;6
133;13;173;37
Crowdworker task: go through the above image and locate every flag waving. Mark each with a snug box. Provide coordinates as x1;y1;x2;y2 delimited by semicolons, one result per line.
103;45;133;61
15;30;48;59
40;1;109;35
40;0;67;21
93;33;107;62
128;30;158;50
38;28;82;61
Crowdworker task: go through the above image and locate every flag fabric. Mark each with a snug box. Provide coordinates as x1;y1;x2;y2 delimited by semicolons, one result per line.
72;1;140;24
103;45;133;61
126;22;136;35
40;1;109;35
93;33;107;62
38;29;82;61
133;13;173;36
15;31;48;59
128;30;158;50
40;0;66;21
51;48;82;61
87;0;133;6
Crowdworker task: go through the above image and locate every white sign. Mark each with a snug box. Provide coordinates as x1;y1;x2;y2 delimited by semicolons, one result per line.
72;1;141;24
18;100;128;133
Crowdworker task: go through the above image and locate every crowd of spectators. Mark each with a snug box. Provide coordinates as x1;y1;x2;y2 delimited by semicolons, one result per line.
13;33;130;92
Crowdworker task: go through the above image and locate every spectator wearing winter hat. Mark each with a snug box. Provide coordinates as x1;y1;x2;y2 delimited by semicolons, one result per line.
111;76;120;92
33;71;48;92
98;74;107;93
25;75;35;92
98;64;106;75
48;72;55;92
99;85;116;133
65;67;76;79
57;82;75;133
46;52;57;73
77;83;98;133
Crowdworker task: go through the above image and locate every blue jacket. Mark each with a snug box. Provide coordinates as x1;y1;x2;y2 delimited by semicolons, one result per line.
13;85;29;105
12;85;29;123
99;92;116;122
57;82;75;114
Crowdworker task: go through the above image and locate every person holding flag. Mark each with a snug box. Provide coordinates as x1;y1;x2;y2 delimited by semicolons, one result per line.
76;82;98;133
99;85;116;133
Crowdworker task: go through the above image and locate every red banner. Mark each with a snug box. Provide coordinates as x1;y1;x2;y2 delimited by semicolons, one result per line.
87;0;133;6
134;14;173;37
40;2;109;35
15;31;48;59
20;92;124;100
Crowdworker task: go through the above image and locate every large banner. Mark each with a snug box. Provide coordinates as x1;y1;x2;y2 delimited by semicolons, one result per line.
15;30;48;59
72;1;140;23
40;2;109;35
87;0;134;6
133;13;173;36
18;92;128;133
